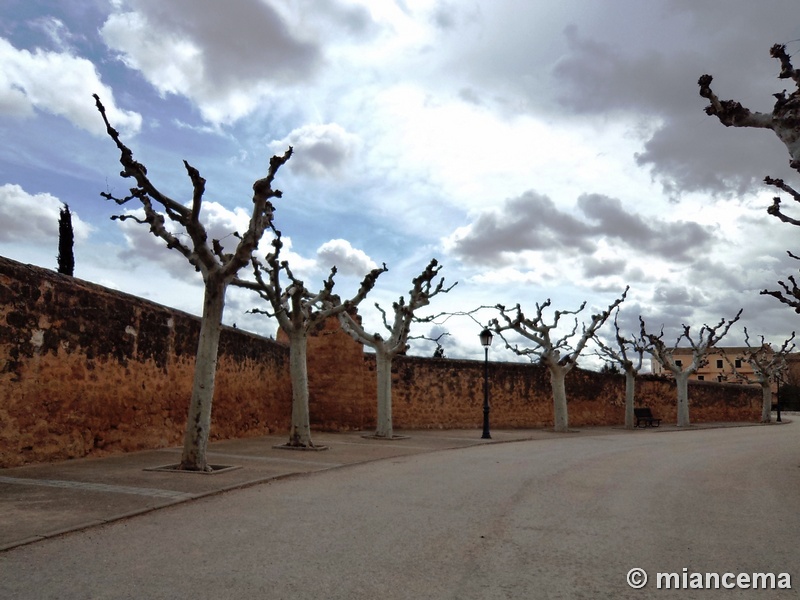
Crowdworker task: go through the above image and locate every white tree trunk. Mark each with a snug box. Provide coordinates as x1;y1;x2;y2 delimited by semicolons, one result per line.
761;383;773;423
374;349;394;438
675;371;691;427
624;369;636;430
550;365;569;433
180;279;227;471
287;330;314;447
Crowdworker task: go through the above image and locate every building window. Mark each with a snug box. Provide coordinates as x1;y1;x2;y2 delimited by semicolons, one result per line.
734;359;742;368
675;359;682;367
698;375;705;381
716;359;723;369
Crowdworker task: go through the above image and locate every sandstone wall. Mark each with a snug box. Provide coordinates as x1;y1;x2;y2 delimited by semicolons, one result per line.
364;355;760;431
0;257;292;467
277;316;374;431
0;256;761;467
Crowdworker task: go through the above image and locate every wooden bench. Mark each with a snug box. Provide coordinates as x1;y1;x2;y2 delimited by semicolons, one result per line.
634;407;661;428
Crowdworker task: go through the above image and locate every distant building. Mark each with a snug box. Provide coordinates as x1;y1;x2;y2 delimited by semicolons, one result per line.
650;346;773;389
649;346;800;409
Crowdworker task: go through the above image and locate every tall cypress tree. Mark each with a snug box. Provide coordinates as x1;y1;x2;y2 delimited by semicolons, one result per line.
57;203;75;276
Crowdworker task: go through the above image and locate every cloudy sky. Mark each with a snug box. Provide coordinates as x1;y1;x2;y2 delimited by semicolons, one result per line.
2;0;800;366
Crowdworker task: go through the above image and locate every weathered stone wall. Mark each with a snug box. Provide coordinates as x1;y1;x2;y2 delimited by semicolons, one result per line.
0;256;761;467
362;355;760;430
277;317;374;431
0;256;292;467
306;318;373;431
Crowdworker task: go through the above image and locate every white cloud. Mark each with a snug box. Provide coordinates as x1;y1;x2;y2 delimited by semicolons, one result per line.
0;37;141;136
0;184;92;243
32;17;76;52
271;235;319;278
101;10;206;97
469;267;551;286
270;123;361;178
316;238;377;277
100;0;326;125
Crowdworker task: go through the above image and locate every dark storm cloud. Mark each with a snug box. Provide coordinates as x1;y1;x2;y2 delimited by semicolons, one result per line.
633;121;793;199
448;191;715;266
549;2;800;198
553;24;694;117
582;256;627;278
448;191;594;264
272;123;360;178
312;0;375;36
577;194;714;261
653;285;706;307
423;0;800;200
125;0;322;86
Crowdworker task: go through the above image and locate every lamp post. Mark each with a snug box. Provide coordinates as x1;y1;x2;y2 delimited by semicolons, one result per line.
479;328;494;439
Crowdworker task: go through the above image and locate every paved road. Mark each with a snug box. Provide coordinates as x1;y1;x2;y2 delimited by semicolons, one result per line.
2;424;798;599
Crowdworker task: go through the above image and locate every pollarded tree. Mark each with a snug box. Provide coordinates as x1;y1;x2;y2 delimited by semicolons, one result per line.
760;213;800;312
490;288;628;433
57;203;75;276
699;44;800;310
95;95;292;471
640;310;742;427
236;233;386;448
722;329;795;423
699;44;800;171
338;259;456;439
593;309;648;429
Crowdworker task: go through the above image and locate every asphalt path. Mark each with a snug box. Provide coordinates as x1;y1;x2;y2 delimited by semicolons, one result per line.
2;424;798;599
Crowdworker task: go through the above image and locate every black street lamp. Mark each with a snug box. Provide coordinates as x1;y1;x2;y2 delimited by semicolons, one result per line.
479;328;494;439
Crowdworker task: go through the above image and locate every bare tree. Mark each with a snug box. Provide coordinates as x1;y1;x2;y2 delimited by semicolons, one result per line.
722;329;795;423
95;95;292;471
490;289;628;433
699;44;800;310
338;259;456;439
236;233;386;448
57;203;75;276
640;310;742;427
698;44;800;171
759;174;800;310
593;310;648;429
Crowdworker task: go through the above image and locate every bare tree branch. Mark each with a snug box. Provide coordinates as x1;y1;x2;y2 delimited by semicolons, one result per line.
771;43;800;85
760;245;800;311
640;310;742;426
234;228;387;447
429;306;496;329
94;94;291;471
593;309;647;375
339;259;456;355
722;329;795;422
678;309;743;362
593;309;650;428
723;329;795;384
94;94;291;279
492;288;628;369
337;259;456;438
490;288;628;432
697;74;774;130
699;44;800;172
700;45;800;318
